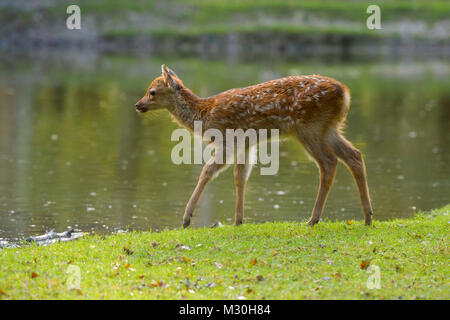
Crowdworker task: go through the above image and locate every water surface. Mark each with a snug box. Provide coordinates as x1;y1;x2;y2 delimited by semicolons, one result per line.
0;53;449;240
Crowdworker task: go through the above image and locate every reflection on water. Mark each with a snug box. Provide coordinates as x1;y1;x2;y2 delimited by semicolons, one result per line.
0;53;449;240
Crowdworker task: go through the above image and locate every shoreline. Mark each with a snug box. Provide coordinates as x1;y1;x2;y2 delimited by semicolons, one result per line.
0;205;448;299
2;31;450;59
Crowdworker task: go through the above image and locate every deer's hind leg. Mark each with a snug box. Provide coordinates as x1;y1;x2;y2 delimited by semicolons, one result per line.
297;128;338;226
328;130;373;225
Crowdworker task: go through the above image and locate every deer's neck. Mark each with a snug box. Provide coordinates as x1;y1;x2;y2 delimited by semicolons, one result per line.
168;87;205;131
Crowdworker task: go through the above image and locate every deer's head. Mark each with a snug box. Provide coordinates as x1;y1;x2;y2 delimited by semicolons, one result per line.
135;65;182;113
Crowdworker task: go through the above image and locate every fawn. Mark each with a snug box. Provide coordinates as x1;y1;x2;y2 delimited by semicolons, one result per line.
135;65;373;227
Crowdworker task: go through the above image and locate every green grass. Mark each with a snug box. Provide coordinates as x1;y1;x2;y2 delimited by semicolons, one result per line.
103;24;384;40
0;206;449;300
182;0;450;22
69;0;450;21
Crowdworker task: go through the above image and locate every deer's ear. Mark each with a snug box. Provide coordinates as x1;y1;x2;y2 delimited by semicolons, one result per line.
161;64;179;91
166;66;178;78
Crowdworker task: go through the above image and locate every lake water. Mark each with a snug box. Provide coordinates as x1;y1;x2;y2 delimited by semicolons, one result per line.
0;52;449;240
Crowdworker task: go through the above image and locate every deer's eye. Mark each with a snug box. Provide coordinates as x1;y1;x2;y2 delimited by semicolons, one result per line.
150;89;156;96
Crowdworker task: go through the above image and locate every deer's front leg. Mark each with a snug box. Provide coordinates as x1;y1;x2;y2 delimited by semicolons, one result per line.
183;159;226;228
233;147;254;226
233;163;247;226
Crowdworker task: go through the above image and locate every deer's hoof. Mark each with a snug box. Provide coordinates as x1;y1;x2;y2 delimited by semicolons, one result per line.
307;218;319;226
183;219;191;228
364;210;373;226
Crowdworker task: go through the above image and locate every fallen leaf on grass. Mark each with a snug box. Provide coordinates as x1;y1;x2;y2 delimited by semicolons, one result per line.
211;222;224;228
150;280;165;288
48;279;58;289
0;288;6;295
31;272;38;278
123;247;134;255
206;282;217;288
395;265;404;272
346;220;353;225
175;243;191;250
124;264;135;271
250;258;257;265
332;272;341;279
151;241;159;247
182;256;191;263
360;260;371;270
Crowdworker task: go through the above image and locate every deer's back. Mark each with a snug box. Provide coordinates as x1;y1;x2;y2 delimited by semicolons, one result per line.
203;75;349;133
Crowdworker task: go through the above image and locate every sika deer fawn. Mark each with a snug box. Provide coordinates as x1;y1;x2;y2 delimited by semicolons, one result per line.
135;65;373;227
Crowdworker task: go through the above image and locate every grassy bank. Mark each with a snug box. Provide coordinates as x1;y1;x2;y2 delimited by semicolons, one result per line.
0;206;449;300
